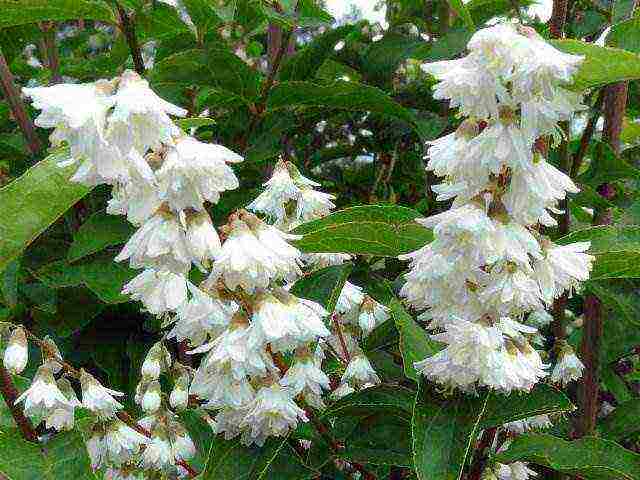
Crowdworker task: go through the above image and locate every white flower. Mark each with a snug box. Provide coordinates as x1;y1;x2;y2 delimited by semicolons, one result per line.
80;369;124;419
141;380;162;413
335;281;365;315
23;80;126;186
295;187;335;222
169;376;190;410
280;354;330;409
15;365;71;419
3;326;28;374
185;211;221;269
495;462;538;480
45;378;80;431
107;70;185;154
208;213;302;293
171;428;196;461
356;296;389;336
534;241;594;303
303;252;352;269
504;414;552;433
247;159;304;223
167;282;237;347
86;432;106;470
156;136;242;211
342;353;380;387
551;345;584;386
191;369;256;409
115;211;192;273
331;382;355;399
140;433;173;471
239;383;308;446
122;268;188;315
527;310;553;327
141;342;172;379
104;420;150;466
249;289;330;353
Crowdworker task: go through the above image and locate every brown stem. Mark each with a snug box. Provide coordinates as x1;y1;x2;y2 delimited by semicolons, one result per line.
548;0;569;38
117;5;145;75
552;293;568;342
40;22;61;84
0;366;39;442
467;427;497;480
0;49;42;155
333;314;352;363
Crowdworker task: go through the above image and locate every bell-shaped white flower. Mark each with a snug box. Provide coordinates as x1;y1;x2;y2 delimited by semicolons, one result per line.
170;426;196;461
45;378;80;431
107;70;186;154
534;241;594;303
169;375;190;410
295;187;336;223
342;352;380;387
115;210;191;273
185;210;221;268
139;431;173;471
80;369;124;419
280;352;330;409
140;380;163;413
356;296;389;336
122;268;188;315
335;281;365;315
247;159;303;223
3;326;28;374
495;461;538;480
238;383;308;446
551;344;584;386
103;420;150;466
15;364;71;419
156;135;242;211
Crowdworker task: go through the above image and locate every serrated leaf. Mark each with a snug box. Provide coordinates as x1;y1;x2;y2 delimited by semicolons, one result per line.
67;212;135;263
0;149;90;274
36;258;137;304
323;384;415;421
267;81;433;139
280;24;356;81
289;264;353;313
600;399;640;441
389;299;440;382
0;0;115;27
495;434;640;480
0;429;97;479
200;435;315;479
556;225;640;279
291;205;432;257
552;39;640;90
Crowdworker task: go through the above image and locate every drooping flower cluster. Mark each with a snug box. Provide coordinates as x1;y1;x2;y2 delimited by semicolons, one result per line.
399;24;594;393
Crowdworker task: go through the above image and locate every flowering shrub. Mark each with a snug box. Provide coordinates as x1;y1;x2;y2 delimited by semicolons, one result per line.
0;2;640;480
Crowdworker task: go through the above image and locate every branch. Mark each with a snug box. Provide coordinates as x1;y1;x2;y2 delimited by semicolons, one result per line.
40;22;62;84
467;427;497;480
0;366;38;442
0;49;42;155
117;5;145;75
548;0;569;38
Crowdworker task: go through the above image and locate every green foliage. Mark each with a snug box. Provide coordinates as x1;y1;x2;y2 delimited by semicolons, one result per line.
290;263;353;312
67;212;135;263
291;205;432;256
0;0;115;28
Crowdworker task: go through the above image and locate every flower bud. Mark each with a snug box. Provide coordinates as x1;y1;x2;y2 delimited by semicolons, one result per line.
169;375;189;410
142;380;162;413
3;326;28;374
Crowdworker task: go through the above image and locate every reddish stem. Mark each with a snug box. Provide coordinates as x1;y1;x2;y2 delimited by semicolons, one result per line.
0;366;38;442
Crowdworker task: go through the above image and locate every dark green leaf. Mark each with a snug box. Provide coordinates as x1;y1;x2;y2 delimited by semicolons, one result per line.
31;287;104;337
0;0;115;27
495;434;640;480
67;212;135;263
0;149;90;274
1;258;20;307
323;384;415;421
291;205;432;256
289;264;353;313
577;141;640;186
600;399;640;441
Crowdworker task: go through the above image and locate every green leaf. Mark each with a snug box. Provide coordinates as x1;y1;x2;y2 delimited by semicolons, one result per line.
0;149;90;274
200;435;315;479
289;264;353;313
0;0;115;27
577;141;640;186
412;385;488;480
608;18;640;53
557;225;640;279
280;24;356;81
291;205;432;256
175;117;216;130
0;429;97;479
31;286;105;337
67;212;135;263
361;33;424;87
1;258;20;307
35;258;137;304
600;399;640;441
389;298;440;382
495;434;640;480
267;81;433;139
448;0;475;30
181;0;221;36
323;384;415;421
552;39;640;90
150;48;261;102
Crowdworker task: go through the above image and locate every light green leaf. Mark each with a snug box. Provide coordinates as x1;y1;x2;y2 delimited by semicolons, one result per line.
556;225;640;279
67;212;135;263
495;434;640;480
552;39;640;90
175;117;216;130
0;0;115;27
448;0;475;30
291;205;432;257
0;150;90;274
389;298;440;382
289;264;353;313
267;81;434;139
608;18;640;53
1;258;20;307
0;429;97;479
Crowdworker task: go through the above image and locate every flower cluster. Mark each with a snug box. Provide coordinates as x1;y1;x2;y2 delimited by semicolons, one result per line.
399;24;594;393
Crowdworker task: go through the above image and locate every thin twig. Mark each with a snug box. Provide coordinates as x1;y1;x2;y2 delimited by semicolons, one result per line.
570;93;603;178
548;0;569;38
467;427;498;480
117;5;145;75
0;48;42;155
0;366;38;442
40;22;61;84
